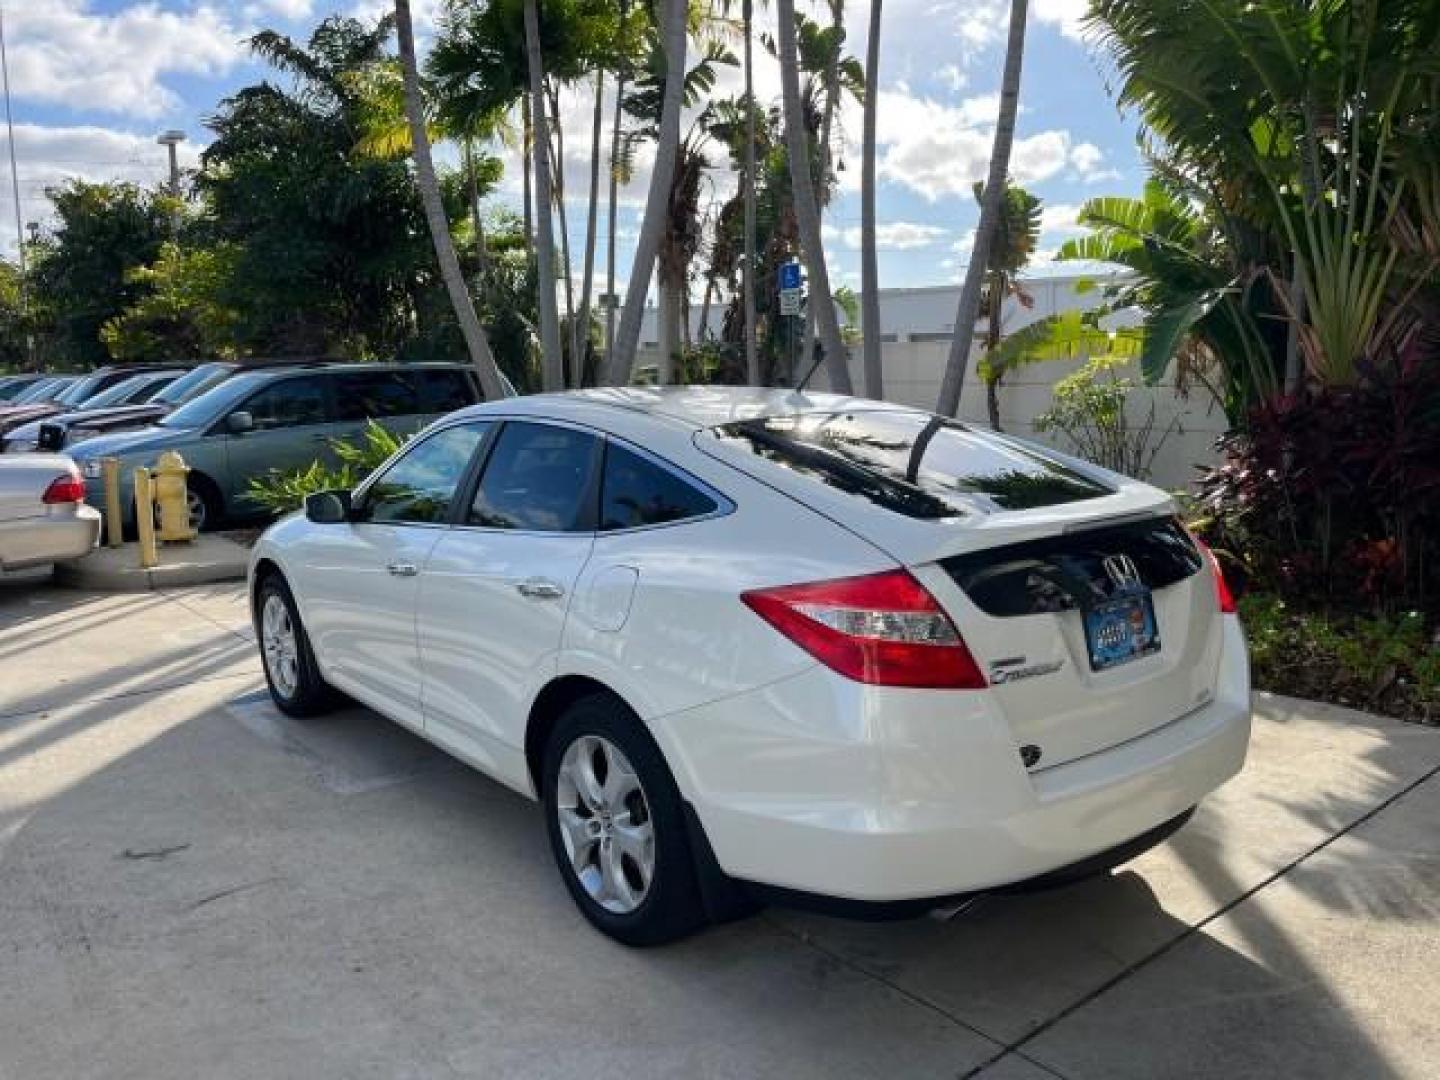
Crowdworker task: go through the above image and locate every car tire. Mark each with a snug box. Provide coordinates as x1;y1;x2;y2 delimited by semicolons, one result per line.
188;477;221;533
542;693;708;946
255;573;337;718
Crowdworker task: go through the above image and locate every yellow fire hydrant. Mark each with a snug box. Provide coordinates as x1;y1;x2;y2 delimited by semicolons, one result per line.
153;450;197;543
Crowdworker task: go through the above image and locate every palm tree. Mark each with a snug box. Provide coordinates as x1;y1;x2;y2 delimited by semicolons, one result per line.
972;180;1040;430
608;0;688;385
775;0;853;393
523;0;564;391
393;0;507;401
936;0;1027;417
858;0;882;399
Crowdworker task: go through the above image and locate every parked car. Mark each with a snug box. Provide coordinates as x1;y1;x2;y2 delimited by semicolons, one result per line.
1;370;185;452
0;374;50;401
0;365;187;441
72;363;491;532
32;361;260;453
246;387;1252;945
0;454;100;572
4;376;77;407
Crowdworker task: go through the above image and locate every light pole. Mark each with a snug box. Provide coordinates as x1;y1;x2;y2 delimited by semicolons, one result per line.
1;3;34;368
156;129;185;234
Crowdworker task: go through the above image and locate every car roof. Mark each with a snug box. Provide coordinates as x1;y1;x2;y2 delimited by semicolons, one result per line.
457;386;914;431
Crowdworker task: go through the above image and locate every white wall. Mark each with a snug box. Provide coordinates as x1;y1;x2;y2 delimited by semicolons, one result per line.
633;274;1228;491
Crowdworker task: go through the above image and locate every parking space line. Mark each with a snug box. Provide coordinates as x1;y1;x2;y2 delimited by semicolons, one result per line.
957;758;1440;1079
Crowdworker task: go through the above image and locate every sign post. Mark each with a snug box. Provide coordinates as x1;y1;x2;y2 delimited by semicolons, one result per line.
778;261;804;382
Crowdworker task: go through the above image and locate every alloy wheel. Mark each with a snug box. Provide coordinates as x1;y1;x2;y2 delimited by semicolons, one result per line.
260;593;300;699
555;734;656;914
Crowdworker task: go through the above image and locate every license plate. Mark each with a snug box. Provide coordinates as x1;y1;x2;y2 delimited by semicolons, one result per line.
1084;590;1160;671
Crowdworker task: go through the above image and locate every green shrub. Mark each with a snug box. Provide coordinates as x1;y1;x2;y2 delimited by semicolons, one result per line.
1033;356;1180;482
246;421;406;516
1240;593;1440;724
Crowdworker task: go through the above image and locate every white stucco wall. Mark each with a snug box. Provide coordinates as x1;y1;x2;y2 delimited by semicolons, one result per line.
632;274;1228;491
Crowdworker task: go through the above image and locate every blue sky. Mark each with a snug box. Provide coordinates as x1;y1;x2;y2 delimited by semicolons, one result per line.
2;1;1144;295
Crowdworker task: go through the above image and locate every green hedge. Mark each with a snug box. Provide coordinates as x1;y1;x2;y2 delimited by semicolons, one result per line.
1240;594;1440;725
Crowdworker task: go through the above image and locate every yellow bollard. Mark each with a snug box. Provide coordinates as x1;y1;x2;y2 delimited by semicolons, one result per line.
153;450;196;543
101;457;123;549
134;467;158;570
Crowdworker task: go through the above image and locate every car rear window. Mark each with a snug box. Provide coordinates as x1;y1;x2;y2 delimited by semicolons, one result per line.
711;409;1111;519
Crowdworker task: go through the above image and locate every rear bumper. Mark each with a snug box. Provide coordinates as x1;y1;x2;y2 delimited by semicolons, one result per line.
0;507;102;570
650;617;1251;903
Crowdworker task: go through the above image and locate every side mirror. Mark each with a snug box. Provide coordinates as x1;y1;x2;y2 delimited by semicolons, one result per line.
304;489;353;524
226;410;255;435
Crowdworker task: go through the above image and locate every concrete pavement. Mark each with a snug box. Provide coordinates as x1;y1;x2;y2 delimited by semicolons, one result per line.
1;573;1437;1079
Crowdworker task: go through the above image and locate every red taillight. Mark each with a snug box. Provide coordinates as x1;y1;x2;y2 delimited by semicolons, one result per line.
1195;538;1237;614
42;472;86;505
741;569;987;689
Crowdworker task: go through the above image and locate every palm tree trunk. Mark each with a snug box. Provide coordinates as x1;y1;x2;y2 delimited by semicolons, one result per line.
936;0;1026;417
742;0;760;385
658;270;678;383
394;0;506;401
859;0;883;399
605;71;625;370
575;70;605;389
801;0;845;370
463;139;488;277
776;0;853;394
524;0;564;391
547;81;577;386
985;273;1003;430
521;95;533;251
608;0;688;385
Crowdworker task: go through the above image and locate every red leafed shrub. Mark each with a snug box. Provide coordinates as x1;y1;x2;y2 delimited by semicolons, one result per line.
1195;346;1440;610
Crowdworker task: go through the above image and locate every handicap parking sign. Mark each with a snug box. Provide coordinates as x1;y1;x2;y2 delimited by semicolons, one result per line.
779;261;803;291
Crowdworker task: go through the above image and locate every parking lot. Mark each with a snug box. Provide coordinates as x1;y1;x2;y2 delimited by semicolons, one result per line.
2;572;1437;1080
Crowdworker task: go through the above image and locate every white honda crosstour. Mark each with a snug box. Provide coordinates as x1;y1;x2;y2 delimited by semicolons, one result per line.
249;387;1250;945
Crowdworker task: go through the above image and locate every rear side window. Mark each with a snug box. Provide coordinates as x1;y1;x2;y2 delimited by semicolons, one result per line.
469;421;600;532
417;369;478;413
243;377;330;430
600;443;717;531
335;371;420;420
712;410;1111;519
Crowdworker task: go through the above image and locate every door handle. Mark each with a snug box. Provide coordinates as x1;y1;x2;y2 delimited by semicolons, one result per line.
386;562;419;577
515;577;565;600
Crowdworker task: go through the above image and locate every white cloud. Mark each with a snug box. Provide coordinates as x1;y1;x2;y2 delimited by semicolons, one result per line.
246;0;315;19
824;221;949;250
1033;0;1092;41
5;2;249;120
1040;202;1086;236
1068;141;1122;183
0;123;204;258
866;89;1079;201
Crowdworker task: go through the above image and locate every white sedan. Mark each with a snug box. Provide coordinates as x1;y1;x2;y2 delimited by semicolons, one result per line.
249;388;1250;944
0;454;101;572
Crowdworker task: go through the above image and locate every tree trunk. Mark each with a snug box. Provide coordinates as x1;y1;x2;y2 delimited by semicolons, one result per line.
801;0;845;370
657;270;679;383
605;69;625;369
524;0;564;391
608;0;688;385
859;0;883;399
394;0;505;401
463;140;489;277
776;0;853;394
576;70;605;389
521;95;533;252
548;82;577;386
935;0;1026;417
742;0;760;385
985;273;1004;430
